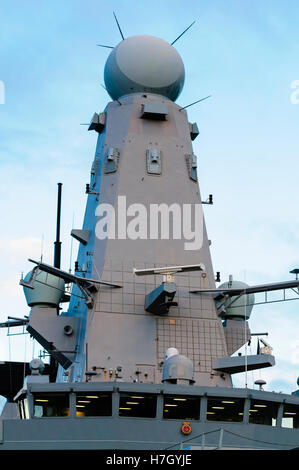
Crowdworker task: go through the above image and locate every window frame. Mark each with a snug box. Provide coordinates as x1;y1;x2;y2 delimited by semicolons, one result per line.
118;392;158;419
32;392;70;418
162;394;201;421
75;392;113;418
248;398;280;427
281;403;299;429
205;396;245;423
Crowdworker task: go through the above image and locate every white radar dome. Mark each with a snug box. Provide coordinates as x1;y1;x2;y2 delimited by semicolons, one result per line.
165;347;179;361
104;35;185;102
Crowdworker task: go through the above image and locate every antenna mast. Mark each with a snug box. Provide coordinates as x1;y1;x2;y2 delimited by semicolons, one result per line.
113;12;125;40
171;20;196;46
54;182;62;269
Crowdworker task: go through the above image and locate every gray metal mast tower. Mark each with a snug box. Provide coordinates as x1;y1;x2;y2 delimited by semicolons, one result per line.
66;34;230;386
24;34;261;387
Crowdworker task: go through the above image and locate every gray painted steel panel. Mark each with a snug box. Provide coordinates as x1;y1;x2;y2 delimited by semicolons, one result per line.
212;354;275;374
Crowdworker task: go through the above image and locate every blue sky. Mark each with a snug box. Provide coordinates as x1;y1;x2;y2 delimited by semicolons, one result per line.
0;0;299;400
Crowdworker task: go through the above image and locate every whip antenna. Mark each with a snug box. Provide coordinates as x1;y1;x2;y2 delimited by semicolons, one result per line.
113;11;125;40
54;182;62;269
171;20;196;46
179;94;212;111
97;44;114;49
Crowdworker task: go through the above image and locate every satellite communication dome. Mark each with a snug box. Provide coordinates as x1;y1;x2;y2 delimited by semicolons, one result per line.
216;279;255;321
23;269;65;308
162;353;195;384
104;35;185;102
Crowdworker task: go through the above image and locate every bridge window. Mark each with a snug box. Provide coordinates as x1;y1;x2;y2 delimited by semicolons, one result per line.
206;397;244;422
119;393;157;418
33;393;69;417
282;404;299;429
76;393;112;417
163;395;200;420
249;399;279;426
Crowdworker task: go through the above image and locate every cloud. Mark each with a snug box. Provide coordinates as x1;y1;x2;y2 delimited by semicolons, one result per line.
3;237;50;265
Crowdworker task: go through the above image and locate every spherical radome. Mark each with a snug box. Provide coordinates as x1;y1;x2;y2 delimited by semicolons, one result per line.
104;35;185;102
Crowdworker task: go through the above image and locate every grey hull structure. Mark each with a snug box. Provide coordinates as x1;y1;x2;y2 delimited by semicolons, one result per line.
1;383;299;450
1;33;299;450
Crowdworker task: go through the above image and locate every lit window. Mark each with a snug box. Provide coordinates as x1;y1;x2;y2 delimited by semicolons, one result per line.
33;393;69;417
163;395;200;420
249;399;279;426
206;397;244;422
76;393;112;417
282;404;299;429
118;393;157;418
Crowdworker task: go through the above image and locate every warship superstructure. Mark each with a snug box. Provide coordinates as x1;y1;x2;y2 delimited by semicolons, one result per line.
0;24;298;450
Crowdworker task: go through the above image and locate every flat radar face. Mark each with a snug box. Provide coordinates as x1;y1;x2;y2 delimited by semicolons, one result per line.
104;35;185;102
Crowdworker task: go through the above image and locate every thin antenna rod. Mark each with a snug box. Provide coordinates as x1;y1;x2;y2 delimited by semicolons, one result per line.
97;44;114;49
244;290;248;389
179;94;212;111
54;182;62;269
113;11;125;40
171;20;196;46
40;234;44;262
101;84;122;106
69;213;75;274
